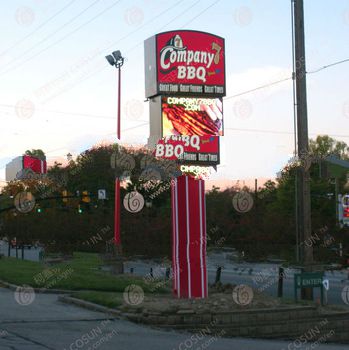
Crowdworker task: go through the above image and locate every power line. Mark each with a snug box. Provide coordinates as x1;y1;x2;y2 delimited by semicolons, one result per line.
180;0;221;28
1;57;348;122
307;58;349;74
0;0;104;75
0;102;115;120
0;0;187;78
223;56;349;101
225;127;349;139
0;0;77;57
123;0;219;54
43;0;221;101
30;0;195;102
223;77;292;101
115;0;202;62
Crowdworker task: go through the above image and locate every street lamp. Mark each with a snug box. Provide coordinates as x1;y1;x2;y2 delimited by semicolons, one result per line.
105;50;124;140
106;50;125;251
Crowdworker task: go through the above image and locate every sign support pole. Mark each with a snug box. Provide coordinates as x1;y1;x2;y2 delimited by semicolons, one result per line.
171;175;208;299
293;0;313;299
114;64;122;251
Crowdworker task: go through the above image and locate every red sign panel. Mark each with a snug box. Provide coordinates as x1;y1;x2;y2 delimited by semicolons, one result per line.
155;135;219;166
23;155;47;174
145;30;225;97
162;96;223;137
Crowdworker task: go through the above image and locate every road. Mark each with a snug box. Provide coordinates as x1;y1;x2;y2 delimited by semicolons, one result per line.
124;256;349;305
0;241;42;262
0;287;348;350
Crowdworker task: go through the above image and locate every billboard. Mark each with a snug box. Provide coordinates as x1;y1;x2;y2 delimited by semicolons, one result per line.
145;30;225;98
162;96;223;137
23;155;47;174
5;155;47;181
155;135;219;166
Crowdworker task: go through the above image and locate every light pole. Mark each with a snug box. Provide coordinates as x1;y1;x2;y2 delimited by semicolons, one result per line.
106;50;124;251
106;50;124;140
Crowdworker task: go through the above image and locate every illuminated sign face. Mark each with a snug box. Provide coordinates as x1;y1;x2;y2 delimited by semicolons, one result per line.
145;30;225;98
155;135;219;166
162;96;223;137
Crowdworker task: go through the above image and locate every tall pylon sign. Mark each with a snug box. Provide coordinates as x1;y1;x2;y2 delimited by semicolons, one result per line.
144;30;226;298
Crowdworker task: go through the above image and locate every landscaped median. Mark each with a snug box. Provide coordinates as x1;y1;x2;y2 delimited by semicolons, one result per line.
60;282;349;344
0;252;168;293
2;254;349;344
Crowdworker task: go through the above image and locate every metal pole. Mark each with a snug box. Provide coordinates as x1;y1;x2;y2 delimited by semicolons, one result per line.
114;178;121;247
117;66;121;140
294;0;313;299
114;63;122;250
335;178;339;226
291;0;299;263
215;266;222;285
278;267;284;298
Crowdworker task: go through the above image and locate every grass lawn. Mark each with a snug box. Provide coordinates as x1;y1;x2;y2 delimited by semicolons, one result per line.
0;252;167;293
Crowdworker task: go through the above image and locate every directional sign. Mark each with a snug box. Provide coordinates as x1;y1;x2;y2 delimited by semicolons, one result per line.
294;272;325;305
98;189;106;200
322;279;329;291
295;272;323;288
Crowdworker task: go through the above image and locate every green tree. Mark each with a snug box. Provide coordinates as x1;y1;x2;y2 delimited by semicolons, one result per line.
309;135;349;160
24;149;46;160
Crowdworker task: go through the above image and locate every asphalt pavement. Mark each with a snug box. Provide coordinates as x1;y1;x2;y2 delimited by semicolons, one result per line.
0;241;42;262
124;255;349;306
0;287;348;350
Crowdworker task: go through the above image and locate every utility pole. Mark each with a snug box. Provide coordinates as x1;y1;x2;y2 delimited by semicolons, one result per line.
293;0;313;298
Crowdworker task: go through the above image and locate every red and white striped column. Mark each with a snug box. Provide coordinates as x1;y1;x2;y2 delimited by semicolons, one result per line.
171;175;208;299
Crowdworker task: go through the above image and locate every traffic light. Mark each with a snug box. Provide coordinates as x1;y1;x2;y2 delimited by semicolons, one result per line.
82;191;91;203
78;204;83;214
36;206;42;213
62;190;68;203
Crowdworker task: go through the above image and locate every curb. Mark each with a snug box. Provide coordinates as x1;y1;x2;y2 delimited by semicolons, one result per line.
58;295;121;318
0;280;72;294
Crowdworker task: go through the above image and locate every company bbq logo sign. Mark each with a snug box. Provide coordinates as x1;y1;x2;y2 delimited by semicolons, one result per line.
158;31;225;95
145;31;225;97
